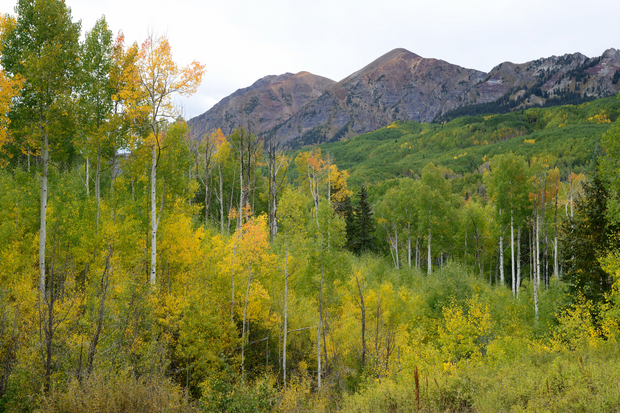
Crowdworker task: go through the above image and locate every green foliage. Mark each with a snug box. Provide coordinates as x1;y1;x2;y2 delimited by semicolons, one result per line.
200;370;277;413
1;0;82;166
312;97;619;188
562;174;620;303
3;3;620;410
36;371;197;413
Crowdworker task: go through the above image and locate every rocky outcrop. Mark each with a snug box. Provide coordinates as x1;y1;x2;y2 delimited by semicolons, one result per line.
437;48;620;121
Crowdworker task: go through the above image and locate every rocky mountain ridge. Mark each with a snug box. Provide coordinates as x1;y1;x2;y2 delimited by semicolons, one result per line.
188;48;620;147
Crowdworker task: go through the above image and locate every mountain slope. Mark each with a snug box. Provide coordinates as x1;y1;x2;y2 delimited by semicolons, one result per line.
437;48;620;121
188;71;336;139
274;48;486;147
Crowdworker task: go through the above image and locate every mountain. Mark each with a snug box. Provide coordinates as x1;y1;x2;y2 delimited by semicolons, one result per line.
274;48;485;147
188;48;620;147
437;48;620;121
187;71;336;139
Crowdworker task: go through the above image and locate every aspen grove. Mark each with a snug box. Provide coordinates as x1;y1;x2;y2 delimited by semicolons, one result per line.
3;1;620;412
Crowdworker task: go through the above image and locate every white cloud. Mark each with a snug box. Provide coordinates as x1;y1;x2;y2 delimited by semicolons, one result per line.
3;0;618;119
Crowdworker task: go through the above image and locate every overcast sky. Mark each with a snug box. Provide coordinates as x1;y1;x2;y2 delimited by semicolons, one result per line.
2;0;619;120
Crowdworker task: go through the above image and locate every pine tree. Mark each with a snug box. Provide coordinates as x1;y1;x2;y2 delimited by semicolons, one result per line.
561;173;620;303
339;195;357;252
352;185;377;254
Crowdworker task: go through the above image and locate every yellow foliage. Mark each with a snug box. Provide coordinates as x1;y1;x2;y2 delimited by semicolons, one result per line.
438;296;492;363
0;14;24;163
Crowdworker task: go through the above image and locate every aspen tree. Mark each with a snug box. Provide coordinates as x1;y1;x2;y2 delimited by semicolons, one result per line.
136;34;204;285
1;0;81;295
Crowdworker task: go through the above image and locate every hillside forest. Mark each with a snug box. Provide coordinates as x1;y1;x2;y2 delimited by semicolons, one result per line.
3;2;620;412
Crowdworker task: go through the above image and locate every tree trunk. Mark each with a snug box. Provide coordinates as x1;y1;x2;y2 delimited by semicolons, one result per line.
536;211;540;288
554;188;559;280
219;165;225;234
87;249;112;375
239;154;244;227
355;272;366;371
110;153;117;197
317;265;324;390
510;209;515;296
427;228;432;275
499;209;504;287
230;232;240;322
416;234;419;269
499;235;504;287
150;145;157;286
394;227;399;269
283;246;288;386
95;145;101;231
535;211;540;321
86;157;89;197
271;143;278;240
517;226;521;299
407;223;412;269
39;132;49;294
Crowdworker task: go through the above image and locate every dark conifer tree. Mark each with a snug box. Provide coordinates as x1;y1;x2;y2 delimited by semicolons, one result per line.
352;185;377;254
561;173;620;304
338;195;357;252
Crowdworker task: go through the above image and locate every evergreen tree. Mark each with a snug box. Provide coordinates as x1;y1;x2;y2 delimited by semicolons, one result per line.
339;195;357;252
352;185;377;254
561;173;620;303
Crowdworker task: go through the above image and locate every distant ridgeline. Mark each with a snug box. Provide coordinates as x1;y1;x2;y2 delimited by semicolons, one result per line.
189;48;620;148
307;96;620;197
435;55;620;123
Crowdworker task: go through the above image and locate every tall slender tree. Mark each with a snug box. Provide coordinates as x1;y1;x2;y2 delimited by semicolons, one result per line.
136;33;204;286
1;0;81;294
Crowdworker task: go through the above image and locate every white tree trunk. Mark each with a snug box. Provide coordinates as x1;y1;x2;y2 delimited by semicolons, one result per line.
499;235;504;287
536;212;540;287
219;165;224;234
499;209;504;287
110;153;117;197
511;210;515;297
534;212;540;321
554;191;559;280
317;265;324;390
239;157;244;226
517;226;521;299
427;228;432;275
407;228;412;269
86;157;89;197
394;227;399;269
283;246;289;386
39;134;49;294
416;235;419;269
95;146;101;231
150;145;157;286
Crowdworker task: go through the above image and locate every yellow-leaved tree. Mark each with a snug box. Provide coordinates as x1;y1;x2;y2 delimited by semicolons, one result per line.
136;33;205;286
0;15;24;166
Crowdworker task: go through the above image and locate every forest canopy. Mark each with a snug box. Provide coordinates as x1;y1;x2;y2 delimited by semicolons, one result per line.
2;1;620;412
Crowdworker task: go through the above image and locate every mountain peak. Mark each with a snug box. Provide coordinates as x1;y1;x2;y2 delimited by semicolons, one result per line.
339;48;421;84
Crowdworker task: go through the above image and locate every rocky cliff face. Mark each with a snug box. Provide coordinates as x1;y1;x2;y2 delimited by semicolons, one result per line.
437;48;620;121
188;71;336;139
275;49;486;147
189;48;620;147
